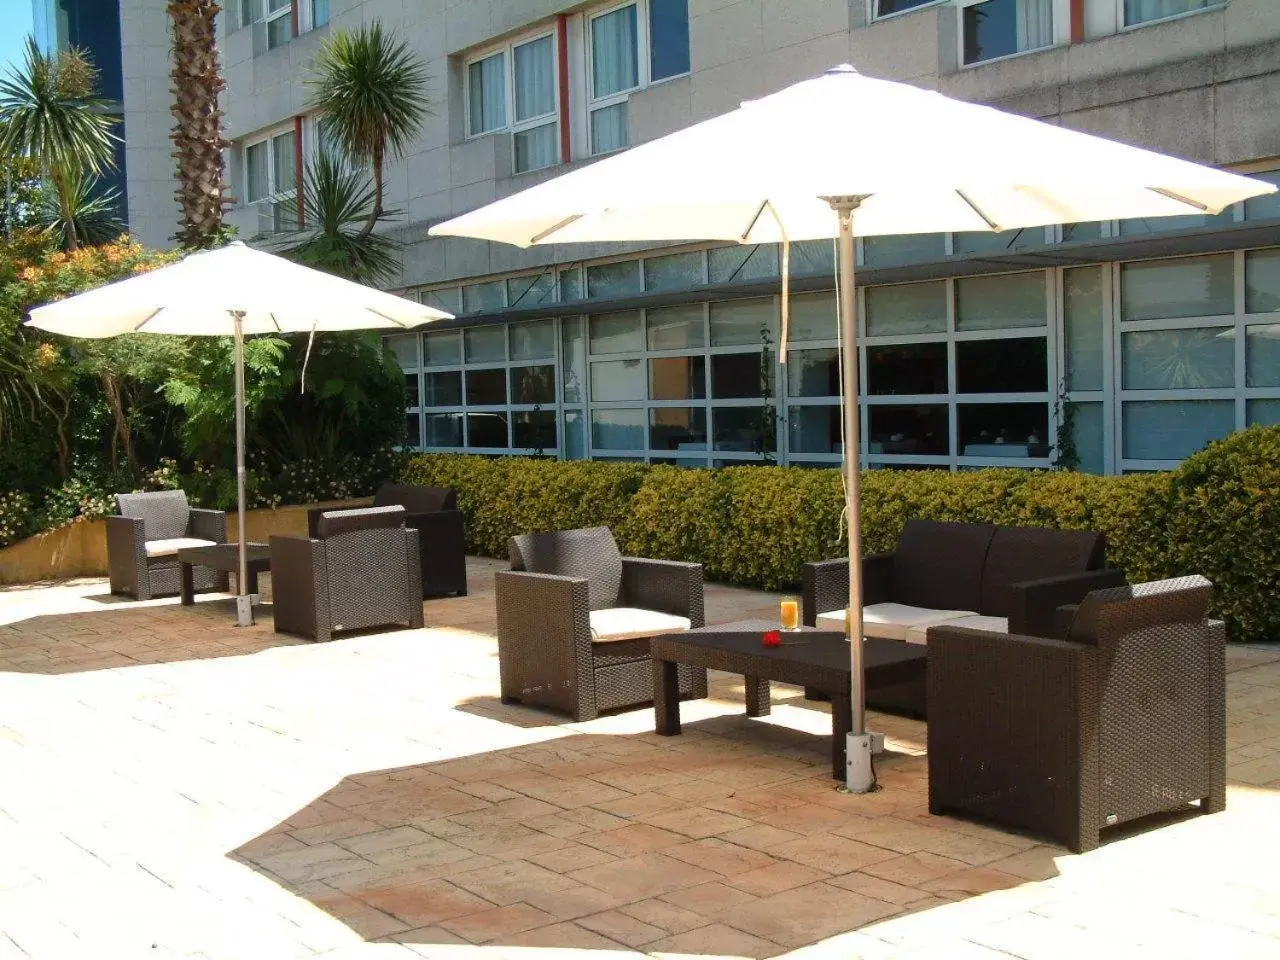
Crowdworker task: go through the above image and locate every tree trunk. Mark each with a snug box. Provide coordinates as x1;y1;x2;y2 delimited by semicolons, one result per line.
360;141;384;237
169;0;228;249
100;373;139;473
55;172;79;251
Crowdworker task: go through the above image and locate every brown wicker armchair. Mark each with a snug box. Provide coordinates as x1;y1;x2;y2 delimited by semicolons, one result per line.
107;491;227;600
927;575;1226;853
307;484;467;599
271;506;424;642
496;526;707;721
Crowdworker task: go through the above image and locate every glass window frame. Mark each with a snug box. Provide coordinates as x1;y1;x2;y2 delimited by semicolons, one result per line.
957;0;1064;69
1119;0;1223;31
870;0;948;21
242;126;296;234
464;29;561;175
585;0;690;157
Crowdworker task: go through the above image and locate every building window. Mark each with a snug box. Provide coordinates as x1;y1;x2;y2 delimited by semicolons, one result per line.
872;0;942;17
1122;0;1217;28
244;129;296;233
312;0;329;30
240;0;292;51
961;0;1054;66
466;31;560;174
588;0;690;155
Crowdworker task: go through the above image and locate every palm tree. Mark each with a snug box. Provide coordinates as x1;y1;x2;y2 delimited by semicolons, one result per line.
307;22;429;235
281;148;399;284
0;38;118;251
33;168;125;250
168;0;228;249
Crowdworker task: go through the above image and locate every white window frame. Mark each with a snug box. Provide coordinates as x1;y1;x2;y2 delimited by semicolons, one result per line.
867;0;947;22
584;0;690;157
240;0;292;50
956;0;1070;69
243;126;296;234
464;29;561;174
1117;0;1226;31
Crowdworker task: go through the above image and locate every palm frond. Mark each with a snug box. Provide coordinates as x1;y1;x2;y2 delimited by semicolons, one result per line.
0;38;119;180
280;148;399;283
32;169;124;249
305;22;430;166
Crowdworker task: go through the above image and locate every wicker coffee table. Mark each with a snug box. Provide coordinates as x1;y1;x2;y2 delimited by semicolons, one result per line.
651;619;926;779
177;542;272;605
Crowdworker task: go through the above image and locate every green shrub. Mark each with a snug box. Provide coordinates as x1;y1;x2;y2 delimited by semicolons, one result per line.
400;426;1280;642
0;491;33;547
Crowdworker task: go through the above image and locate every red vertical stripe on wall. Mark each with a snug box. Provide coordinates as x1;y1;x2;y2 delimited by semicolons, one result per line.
1070;0;1085;42
557;14;572;163
294;116;305;227
291;0;300;39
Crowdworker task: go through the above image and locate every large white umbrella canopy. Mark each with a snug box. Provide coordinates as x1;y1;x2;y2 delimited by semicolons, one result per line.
430;65;1275;794
27;241;452;625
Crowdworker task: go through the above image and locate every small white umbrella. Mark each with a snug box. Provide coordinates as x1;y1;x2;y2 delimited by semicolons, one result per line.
430;65;1276;793
27;241;452;626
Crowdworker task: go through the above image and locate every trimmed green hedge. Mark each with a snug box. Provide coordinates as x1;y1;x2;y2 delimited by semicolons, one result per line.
400;425;1280;642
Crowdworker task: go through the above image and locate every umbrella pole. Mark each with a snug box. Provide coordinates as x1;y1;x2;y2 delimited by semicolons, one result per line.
831;197;873;794
232;310;253;628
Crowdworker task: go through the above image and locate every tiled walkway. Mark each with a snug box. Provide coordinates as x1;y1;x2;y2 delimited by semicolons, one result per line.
0;559;1278;959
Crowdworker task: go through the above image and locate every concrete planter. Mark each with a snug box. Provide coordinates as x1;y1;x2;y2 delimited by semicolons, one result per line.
0;498;371;586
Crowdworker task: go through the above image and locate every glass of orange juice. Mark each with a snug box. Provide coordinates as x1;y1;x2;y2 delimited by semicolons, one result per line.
779;596;800;631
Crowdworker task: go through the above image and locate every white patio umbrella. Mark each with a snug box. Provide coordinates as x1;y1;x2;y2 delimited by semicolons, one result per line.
26;241;452;626
429;65;1276;793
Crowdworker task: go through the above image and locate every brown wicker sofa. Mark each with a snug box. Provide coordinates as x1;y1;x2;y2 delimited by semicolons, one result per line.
307;484;467;599
927;575;1226;852
495;526;707;721
272;505;424;641
107;490;227;600
801;519;1125;714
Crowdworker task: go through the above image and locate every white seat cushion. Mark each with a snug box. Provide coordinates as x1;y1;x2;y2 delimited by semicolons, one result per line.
589;607;691;643
816;602;977;645
914;614;1009;645
145;537;217;559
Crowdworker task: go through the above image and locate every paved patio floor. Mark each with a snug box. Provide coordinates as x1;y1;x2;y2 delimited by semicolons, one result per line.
1;558;1278;959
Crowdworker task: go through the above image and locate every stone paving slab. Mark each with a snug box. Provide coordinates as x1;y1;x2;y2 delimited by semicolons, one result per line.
0;557;1276;959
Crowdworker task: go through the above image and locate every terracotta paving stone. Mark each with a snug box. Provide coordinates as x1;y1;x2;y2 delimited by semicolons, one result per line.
346;788;492;826
336;826;436;857
387;925;467;946
304;884;410;940
641;805;754;839
718;823;807;852
835;816;953;854
504;773;631;808
353;879;494;928
447;822;571;860
569;852;720;899
719;881;902;948
985;845;1064;882
770;833;899;875
524;807;627;838
586;764;692;794
663;837;776;875
427;754;534;782
657;777;741;802
235;831;308;860
575;822;686;857
660;880;759;918
588;789;688;819
726;860;829;897
447;859;576;906
861;851;972;886
354;838;479;869
921;866;1023;898
437;902;556;943
501;919;629;950
289;815;385;846
617;897;711;934
253;842;371;883
520;881;631;920
751;801;862;836
576;908;667;947
524;842;618;873
327;854;501;893
646;921;782;960
826;870;940;905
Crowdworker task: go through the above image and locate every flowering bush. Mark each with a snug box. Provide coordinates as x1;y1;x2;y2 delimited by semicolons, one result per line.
0;492;34;547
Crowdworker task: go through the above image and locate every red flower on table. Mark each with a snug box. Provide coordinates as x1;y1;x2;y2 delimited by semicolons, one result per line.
763;630;782;648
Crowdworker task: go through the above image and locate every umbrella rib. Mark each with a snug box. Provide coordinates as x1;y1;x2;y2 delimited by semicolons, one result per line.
1148;187;1211;212
740;200;770;241
368;307;412;328
531;215;583;244
129;307;166;333
955;189;1003;232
